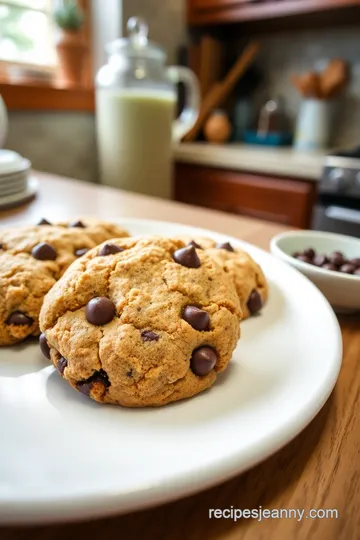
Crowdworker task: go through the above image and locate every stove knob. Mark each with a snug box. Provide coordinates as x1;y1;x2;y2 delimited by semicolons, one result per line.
328;168;349;191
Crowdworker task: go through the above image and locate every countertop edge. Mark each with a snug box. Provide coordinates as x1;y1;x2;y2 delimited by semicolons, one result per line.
173;143;325;183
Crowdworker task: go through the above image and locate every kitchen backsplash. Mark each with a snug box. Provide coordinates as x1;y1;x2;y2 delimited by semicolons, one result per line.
6;112;98;183
249;26;360;148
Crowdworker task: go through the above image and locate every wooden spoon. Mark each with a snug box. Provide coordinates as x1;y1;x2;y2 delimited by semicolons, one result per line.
319;59;348;99
182;41;260;142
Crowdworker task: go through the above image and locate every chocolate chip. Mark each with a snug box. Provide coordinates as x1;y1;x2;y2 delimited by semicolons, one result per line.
75;248;89;257
37;218;52;226
216;241;234;252
141;330;159;342
183;305;210;331
69;220;85;228
31;242;57;261
303;248;315;259
188;240;203;250
173;245;201;268
329;251;345;267
57;357;68;376
98;243;124;256
247;290;262;315
76;369;110;395
39;333;51;359
0;243;3;250
322;263;337;272
126;369;133;378
86;297;115;326
297;254;313;264
313;254;328;267
339;263;356;274
190;346;217;376
6;311;33;326
349;258;360;268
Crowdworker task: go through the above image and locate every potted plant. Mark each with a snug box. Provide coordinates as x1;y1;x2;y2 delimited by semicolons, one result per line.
54;0;86;86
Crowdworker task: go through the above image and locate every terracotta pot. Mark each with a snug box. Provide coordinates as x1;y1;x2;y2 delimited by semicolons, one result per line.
56;30;87;87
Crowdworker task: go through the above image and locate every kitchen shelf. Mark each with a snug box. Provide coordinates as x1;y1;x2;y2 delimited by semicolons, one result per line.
187;0;360;26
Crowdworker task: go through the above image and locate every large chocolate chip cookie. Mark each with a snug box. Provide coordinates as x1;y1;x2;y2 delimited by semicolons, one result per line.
39;236;242;407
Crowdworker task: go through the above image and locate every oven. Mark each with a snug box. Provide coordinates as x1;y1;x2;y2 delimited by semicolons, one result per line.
312;147;360;238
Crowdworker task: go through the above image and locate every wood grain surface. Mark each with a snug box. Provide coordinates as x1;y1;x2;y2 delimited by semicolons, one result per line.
0;173;359;540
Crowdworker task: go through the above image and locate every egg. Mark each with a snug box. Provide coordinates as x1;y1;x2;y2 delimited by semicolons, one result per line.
204;111;232;143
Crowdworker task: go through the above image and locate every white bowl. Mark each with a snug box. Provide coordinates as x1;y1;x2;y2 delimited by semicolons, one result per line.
270;230;360;313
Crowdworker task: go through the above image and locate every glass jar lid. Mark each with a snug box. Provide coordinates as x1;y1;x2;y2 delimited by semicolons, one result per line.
106;17;166;61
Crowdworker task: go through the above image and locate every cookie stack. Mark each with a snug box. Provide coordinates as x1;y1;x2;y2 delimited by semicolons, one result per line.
0;221;268;407
0;218;129;345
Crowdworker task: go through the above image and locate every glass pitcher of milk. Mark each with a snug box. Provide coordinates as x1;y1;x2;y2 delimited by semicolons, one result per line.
95;17;200;198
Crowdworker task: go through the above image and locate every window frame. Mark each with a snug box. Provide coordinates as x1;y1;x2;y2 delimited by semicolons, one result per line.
0;0;94;111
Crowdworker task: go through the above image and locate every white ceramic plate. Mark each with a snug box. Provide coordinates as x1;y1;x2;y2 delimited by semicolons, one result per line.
0;176;37;210
0;219;342;525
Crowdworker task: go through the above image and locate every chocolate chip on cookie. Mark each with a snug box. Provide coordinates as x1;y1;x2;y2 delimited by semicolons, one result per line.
173;245;201;268
216;241;234;252
39;333;51;359
6;312;33;326
75;247;89;257
98;243;124;256
183;305;210;331
190;346;217;376
141;330;159;342
0;243;3;250
188;240;203;250
31;242;57;261
6;311;33;326
57;357;68;376
247;290;262;315
37;218;52;226
76;369;110;395
69;220;86;228
86;297;116;326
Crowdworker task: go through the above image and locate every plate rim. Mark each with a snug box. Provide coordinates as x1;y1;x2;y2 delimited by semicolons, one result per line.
0;217;343;524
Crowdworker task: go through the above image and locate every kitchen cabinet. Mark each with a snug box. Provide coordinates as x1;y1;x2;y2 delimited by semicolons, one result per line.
187;0;360;26
174;163;317;228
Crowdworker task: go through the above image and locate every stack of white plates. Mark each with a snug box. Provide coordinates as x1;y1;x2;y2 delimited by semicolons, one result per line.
0;150;37;209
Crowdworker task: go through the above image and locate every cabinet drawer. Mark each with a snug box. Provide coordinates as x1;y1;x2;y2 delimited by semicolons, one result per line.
174;164;316;228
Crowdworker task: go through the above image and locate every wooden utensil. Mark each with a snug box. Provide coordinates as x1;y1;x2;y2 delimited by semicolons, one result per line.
199;35;224;97
182;41;260;142
319;59;348;99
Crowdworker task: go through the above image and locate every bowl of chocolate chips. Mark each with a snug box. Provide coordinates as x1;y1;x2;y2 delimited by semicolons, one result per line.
270;230;360;312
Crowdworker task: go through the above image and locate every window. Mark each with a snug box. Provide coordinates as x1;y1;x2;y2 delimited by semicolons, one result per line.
0;0;56;72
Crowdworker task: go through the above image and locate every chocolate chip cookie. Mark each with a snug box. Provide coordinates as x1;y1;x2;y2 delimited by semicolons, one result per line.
0;219;129;345
39;236;242;407
180;236;268;319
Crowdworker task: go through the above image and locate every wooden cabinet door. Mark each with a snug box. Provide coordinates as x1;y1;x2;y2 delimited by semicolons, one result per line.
174;164;317;228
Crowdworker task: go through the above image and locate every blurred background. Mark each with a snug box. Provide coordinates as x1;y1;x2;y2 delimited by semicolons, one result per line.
1;0;360;233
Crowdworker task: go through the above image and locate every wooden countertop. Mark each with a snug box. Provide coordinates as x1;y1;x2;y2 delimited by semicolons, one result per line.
1;173;359;540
